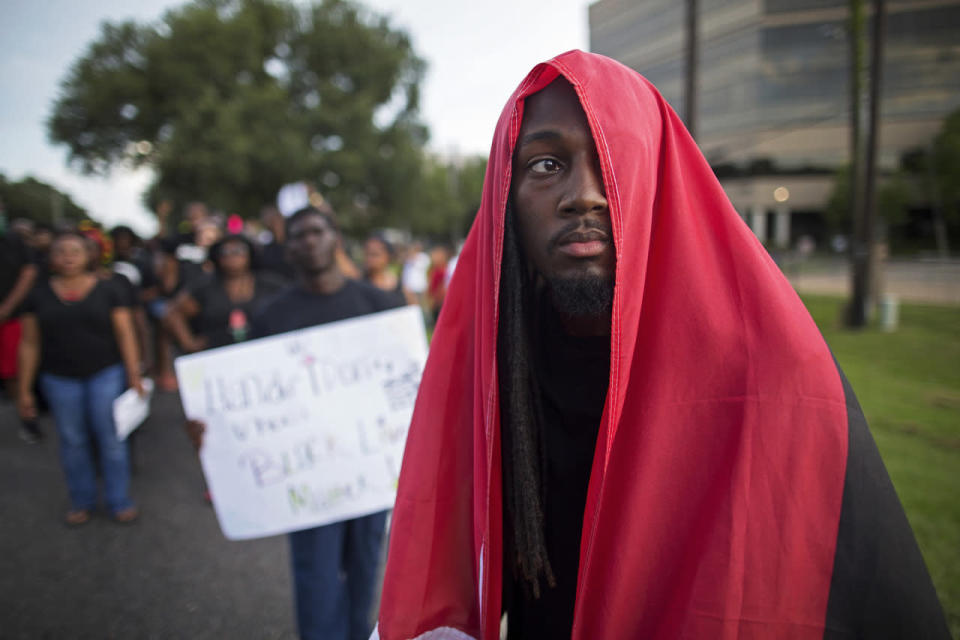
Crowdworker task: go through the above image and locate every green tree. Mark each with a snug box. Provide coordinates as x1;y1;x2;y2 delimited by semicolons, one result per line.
825;165;852;233
929;108;960;226
412;154;487;240
48;0;437;236
880;108;960;255
826;165;914;234
0;174;87;226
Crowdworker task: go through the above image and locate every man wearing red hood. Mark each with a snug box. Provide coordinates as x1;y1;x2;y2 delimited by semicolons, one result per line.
375;51;949;640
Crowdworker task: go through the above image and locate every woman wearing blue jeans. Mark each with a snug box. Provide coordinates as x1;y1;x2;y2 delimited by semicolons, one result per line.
17;231;144;525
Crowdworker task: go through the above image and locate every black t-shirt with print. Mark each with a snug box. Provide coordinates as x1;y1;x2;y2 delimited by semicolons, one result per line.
23;277;133;378
187;272;287;349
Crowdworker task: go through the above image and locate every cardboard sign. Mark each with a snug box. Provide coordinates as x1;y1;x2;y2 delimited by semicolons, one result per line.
174;306;428;540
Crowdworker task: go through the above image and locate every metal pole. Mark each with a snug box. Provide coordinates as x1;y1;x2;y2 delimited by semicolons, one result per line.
847;0;869;327
684;0;698;139
861;0;886;316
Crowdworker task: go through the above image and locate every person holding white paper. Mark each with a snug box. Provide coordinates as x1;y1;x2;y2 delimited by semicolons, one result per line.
187;205;403;640
17;230;144;526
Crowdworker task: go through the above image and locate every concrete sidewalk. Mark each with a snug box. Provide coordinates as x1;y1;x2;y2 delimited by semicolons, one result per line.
785;258;960;306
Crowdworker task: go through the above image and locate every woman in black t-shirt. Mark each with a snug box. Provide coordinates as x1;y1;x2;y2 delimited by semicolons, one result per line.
362;234;410;308
164;235;285;353
17;231;144;526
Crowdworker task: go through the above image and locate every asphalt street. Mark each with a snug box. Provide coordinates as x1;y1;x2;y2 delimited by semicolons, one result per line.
0;387;298;639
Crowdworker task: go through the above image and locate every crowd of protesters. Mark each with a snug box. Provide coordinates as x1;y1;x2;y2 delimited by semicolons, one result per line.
0;200;457;529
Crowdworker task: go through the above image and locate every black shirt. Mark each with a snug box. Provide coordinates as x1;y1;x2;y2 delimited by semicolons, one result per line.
188;272;286;349
252;278;403;339
160;235;208;294
0;233;33;314
112;249;158;305
23;277;133;378
505;309;610;640
258;241;296;283
362;276;408;309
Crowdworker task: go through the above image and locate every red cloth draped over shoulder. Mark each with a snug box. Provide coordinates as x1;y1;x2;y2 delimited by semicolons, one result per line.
377;50;847;640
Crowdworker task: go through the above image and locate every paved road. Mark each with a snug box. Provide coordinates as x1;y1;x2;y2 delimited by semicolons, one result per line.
786;258;960;306
0;389;298;639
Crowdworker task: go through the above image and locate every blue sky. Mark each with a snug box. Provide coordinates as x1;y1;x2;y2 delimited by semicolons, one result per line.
1;0;590;235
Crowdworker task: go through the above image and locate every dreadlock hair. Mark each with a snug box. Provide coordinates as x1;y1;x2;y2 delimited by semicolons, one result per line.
498;202;555;599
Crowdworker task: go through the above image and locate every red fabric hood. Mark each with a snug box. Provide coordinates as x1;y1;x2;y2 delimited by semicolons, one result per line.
378;50;847;639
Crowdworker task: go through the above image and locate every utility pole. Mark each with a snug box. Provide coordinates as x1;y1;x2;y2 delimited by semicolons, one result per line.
863;0;887;313
684;0;698;140
848;0;887;327
847;0;870;327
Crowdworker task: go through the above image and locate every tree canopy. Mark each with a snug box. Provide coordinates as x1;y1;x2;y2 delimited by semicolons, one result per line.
928;107;960;227
0;174;87;226
48;0;477;237
826;107;960;251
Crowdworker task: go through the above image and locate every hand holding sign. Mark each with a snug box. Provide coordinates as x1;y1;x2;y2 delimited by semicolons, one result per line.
175;306;427;540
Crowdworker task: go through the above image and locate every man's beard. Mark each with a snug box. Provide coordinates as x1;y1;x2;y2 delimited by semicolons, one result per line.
547;274;614;317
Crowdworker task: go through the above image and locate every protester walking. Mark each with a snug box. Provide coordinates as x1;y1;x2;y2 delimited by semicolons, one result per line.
425;244;450;324
164;234;285;353
258;204;296;282
363;233;409;307
110;225;156;371
186;207;402;640
1;223;40;442
17;230;144;525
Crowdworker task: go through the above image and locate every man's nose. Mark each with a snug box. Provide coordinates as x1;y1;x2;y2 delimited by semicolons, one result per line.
301;230;324;247
559;155;607;216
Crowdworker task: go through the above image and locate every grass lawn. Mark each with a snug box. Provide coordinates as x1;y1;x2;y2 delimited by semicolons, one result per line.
801;295;960;636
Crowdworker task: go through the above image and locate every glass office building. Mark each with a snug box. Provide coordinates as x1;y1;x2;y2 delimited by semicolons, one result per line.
589;0;960;246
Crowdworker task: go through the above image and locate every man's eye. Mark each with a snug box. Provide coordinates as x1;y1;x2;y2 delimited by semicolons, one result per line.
529;158;561;174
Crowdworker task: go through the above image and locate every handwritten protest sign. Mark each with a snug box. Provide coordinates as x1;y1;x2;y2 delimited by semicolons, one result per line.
174;306;428;540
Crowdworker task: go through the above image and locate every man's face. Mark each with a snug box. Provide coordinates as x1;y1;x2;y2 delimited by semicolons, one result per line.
196;221;221;248
286;213;338;275
112;231;133;257
31;229;53;253
186;202;208;230
510;78;614;313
